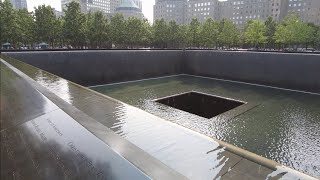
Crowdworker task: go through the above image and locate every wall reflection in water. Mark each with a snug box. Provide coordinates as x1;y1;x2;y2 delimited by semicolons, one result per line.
111;104;236;179
94;76;320;178
35;71;73;104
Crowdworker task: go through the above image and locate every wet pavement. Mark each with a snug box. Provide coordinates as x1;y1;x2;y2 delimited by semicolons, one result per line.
1;56;318;179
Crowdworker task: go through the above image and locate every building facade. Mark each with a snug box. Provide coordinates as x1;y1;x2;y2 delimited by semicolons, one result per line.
154;0;320;25
61;0;112;14
287;0;320;25
219;0;289;26
153;0;186;24
61;0;143;16
9;0;27;9
114;0;144;19
185;0;221;24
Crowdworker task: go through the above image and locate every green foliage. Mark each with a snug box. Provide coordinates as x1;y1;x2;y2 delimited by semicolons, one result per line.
86;11;110;48
16;9;35;46
125;17;147;47
245;20;267;47
34;5;57;45
153;19;168;48
264;17;277;47
0;0;19;46
315;28;320;48
167;21;185;48
141;20;152;46
110;14;126;47
218;19;239;48
274;14;315;48
187;18;201;47
63;1;86;47
200;18;219;48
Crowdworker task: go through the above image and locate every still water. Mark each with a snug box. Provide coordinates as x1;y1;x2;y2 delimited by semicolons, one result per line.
92;75;320;178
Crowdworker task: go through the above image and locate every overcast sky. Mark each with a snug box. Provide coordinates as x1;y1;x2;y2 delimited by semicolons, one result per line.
26;0;155;22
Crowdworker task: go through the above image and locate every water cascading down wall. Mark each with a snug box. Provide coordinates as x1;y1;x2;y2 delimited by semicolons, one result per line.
3;50;320;93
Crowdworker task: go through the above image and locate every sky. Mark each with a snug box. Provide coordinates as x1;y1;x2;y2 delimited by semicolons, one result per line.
26;0;155;22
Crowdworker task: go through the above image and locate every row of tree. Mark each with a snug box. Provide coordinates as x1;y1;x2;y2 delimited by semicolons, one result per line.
1;0;320;49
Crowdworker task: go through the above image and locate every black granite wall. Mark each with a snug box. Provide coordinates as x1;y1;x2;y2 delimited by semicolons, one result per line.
184;50;320;93
4;50;184;86
3;50;320;93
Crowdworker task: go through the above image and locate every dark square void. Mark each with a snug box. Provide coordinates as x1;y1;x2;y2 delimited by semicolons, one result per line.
155;92;245;119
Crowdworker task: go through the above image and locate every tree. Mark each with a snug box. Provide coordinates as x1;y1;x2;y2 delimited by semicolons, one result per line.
53;17;64;47
16;9;35;47
0;0;19;46
63;1;86;48
153;19;168;48
34;5;57;46
200;18;219;48
218;19;239;48
87;11;110;48
245;20;267;48
141;19;152;47
110;14;126;48
315;28;320;49
274;23;290;47
125;17;146;47
274;13;312;49
301;23;316;49
187;18;201;47
166;21;184;48
264;17;277;48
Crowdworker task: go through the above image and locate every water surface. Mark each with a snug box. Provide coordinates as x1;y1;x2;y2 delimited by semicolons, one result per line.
92;75;320;178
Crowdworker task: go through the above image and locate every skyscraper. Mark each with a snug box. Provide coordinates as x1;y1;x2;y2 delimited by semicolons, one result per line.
287;0;320;25
61;0;112;14
153;0;320;25
9;0;27;9
153;0;186;25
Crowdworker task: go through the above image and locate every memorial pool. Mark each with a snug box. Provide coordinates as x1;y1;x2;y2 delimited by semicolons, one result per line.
2;50;320;179
91;75;320;178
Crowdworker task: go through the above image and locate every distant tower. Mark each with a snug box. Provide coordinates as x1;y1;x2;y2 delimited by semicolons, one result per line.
114;0;144;19
9;0;27;9
132;0;142;10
